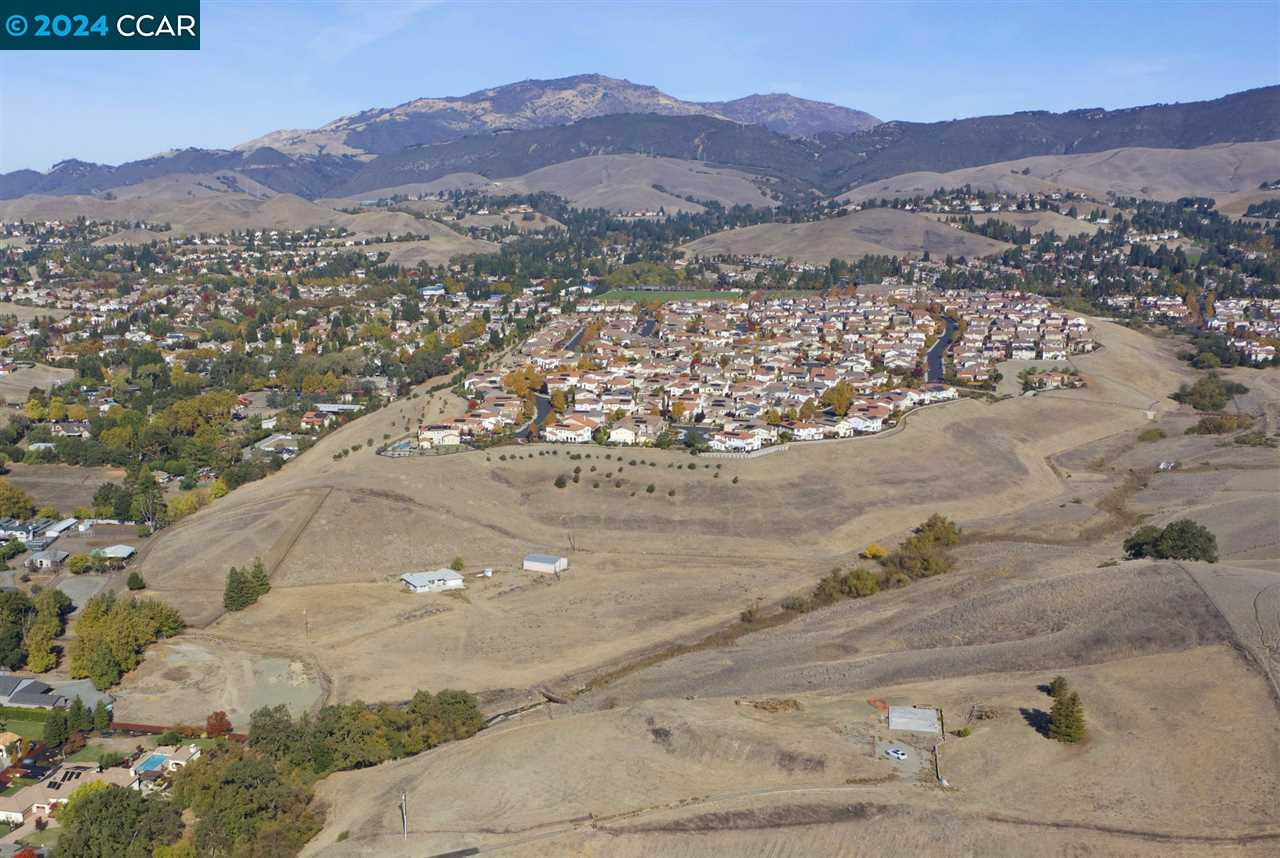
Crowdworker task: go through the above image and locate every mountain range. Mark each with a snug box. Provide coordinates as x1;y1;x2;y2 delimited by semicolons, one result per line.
1;76;1276;208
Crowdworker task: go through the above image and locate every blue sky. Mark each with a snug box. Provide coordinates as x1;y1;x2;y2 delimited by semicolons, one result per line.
1;0;1276;171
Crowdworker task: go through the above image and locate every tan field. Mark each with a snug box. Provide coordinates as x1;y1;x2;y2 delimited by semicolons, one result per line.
0;364;75;403
681;207;1012;263
300;644;1280;857
4;463;125;515
496;154;777;213
840;141;1280;204
115;317;1216;722
101;315;1280;853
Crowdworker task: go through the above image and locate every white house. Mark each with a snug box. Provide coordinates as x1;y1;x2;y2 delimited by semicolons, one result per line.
400;569;465;593
523;554;568;574
709;431;762;452
419;424;462;448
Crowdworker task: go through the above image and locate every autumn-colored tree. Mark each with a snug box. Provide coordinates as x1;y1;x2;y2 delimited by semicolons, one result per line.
0;478;35;519
206;710;232;738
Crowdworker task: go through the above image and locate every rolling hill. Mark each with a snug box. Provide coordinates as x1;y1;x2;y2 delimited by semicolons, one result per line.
680;207;1012;263
841;140;1280;203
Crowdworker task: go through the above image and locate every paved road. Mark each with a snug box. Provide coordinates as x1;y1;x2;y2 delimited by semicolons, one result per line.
926;316;958;382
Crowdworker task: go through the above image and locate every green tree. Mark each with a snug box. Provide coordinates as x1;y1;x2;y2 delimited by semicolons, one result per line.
1048;691;1085;743
52;783;183;858
223;567;251;611
67;553;96;575
246;558;270;598
43;708;69;746
1047;675;1070;699
127;571;146;590
1124;519;1217;562
93;699;112;732
67;696;92;734
449;556;464;572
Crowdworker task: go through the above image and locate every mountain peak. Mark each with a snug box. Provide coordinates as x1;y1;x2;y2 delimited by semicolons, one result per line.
235;75;880;157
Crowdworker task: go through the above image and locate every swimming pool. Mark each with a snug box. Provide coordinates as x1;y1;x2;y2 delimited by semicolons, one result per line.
135;753;166;773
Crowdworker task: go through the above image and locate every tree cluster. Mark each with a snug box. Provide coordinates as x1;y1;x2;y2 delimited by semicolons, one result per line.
248;688;484;780
0;588;70;672
68;592;185;689
1123;519;1218;563
1171;372;1249;412
223;558;271;612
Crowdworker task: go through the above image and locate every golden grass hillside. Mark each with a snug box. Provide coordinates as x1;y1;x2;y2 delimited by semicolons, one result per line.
109;319;1222;726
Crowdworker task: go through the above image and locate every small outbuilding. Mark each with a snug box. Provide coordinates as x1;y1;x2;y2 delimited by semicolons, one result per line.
888;705;941;735
523;554;568;574
400;569;465;593
27;549;69;571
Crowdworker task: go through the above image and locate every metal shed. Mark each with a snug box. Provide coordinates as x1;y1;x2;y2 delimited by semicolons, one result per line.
523;554;568;574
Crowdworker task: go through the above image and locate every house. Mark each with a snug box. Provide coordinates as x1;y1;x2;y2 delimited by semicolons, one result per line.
523;554;568;574
0;676;65;709
400;569;465;593
418;424;462;449
709;430;763;452
50;421;90;438
130;744;202;778
27;549;68;570
0;764;138;825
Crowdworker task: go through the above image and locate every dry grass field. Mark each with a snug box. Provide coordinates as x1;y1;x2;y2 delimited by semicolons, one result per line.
300;645;1279;857
101;316;1280;853
0;364;74;403
840;141;1280;204
496;154;776;213
114;317;1215;723
681;208;1011;264
3;463;125;514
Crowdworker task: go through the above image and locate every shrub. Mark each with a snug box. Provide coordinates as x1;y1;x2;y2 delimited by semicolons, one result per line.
739;605;761;624
1137;427;1166;442
667;489;675;497
449;556;464;571
126;572;146;591
554;474;568;488
862;543;887;560
646;484;655;493
731;475;739;484
952;726;972;738
1186;414;1254;435
781;596;808;612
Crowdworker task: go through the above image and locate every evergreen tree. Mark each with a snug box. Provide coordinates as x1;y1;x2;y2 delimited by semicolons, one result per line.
1048;691;1085;743
43;709;69;747
1047;675;1070;699
93;700;112;732
246;558;270;599
223;567;250;611
127;571;146;591
67;697;91;733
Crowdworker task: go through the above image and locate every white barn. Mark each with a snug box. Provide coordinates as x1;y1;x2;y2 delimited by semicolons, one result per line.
523;554;568;574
